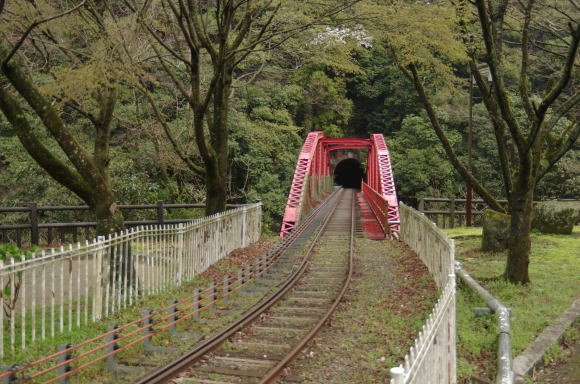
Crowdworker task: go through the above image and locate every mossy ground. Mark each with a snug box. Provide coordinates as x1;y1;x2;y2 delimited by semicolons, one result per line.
284;238;437;384
448;226;580;383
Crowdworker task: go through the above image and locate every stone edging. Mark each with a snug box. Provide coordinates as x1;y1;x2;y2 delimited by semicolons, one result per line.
513;297;580;383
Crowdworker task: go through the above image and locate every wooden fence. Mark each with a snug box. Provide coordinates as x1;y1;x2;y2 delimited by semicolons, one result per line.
417;197;504;229
391;203;456;384
417;197;579;228
0;203;261;359
0;202;245;247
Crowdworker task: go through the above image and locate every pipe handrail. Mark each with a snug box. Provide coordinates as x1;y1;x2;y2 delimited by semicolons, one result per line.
455;262;514;384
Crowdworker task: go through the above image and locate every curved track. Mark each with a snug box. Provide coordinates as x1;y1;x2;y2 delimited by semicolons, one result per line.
138;189;356;384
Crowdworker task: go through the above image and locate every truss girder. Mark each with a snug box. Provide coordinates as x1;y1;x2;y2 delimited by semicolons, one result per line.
281;132;400;236
370;134;400;232
280;132;330;236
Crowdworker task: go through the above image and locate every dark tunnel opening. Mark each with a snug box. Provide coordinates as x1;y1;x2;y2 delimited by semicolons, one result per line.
334;158;364;189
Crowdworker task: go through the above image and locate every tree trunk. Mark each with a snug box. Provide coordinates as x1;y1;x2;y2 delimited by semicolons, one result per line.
203;68;231;216
205;166;227;215
93;192;124;236
91;188;138;293
505;186;533;283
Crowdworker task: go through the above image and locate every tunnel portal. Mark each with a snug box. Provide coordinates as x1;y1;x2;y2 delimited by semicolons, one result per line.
334;158;364;189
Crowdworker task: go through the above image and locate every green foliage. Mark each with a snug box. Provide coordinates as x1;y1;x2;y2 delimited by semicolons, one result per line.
380;2;467;87
536;146;580;199
0;0;576;237
230;83;303;232
347;45;420;136
294;69;353;136
390;115;459;200
0;243;39;262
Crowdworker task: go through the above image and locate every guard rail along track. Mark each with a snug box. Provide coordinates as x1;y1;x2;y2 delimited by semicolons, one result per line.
140;188;356;384
0;188;355;384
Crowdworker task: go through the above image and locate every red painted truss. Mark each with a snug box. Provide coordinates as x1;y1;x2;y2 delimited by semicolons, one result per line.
281;132;400;236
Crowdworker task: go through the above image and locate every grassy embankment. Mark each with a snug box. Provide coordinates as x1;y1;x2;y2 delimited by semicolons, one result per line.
446;226;580;382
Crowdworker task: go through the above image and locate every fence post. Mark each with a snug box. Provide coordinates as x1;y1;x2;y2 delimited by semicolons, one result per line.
241;206;247;247
449;197;455;229
418;198;425;213
57;344;74;384
177;224;184;285
93;236;106;321
1;365;18;383
0;260;3;360
156;201;164;225
29;203;39;246
390;366;405;384
222;275;232;303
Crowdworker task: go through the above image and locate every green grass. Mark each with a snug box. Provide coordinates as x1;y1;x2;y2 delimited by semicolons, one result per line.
444;226;483;238
447;226;580;382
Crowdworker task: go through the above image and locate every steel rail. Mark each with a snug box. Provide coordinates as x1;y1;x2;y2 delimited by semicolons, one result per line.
259;187;356;383
136;189;345;384
0;193;335;384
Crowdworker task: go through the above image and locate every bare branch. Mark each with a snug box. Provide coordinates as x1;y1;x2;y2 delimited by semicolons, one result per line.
475;0;527;154
548;90;580;129
518;0;536;123
470;59;514;198
2;0;86;67
408;64;505;212
141;84;206;177
535;22;580;121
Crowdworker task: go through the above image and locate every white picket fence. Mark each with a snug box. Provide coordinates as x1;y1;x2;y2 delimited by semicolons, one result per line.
0;203;261;359
391;203;456;384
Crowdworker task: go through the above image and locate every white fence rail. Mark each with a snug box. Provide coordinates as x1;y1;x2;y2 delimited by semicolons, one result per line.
391;203;456;384
0;203;261;359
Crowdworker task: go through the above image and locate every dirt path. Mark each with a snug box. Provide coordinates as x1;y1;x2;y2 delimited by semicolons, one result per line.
541;343;580;383
535;323;580;384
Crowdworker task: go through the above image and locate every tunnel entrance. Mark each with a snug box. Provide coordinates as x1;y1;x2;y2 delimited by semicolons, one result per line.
334;158;364;189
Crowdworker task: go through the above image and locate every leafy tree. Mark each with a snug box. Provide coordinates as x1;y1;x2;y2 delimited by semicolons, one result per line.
347;44;420;136
0;0;131;235
385;0;579;283
135;0;361;215
295;69;353;136
229;102;302;232
390;114;460;201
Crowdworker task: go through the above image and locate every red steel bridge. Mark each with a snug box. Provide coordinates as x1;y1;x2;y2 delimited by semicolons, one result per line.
281;131;400;238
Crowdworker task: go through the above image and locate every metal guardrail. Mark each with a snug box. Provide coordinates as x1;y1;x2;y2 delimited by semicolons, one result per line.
362;182;393;237
455;262;514;384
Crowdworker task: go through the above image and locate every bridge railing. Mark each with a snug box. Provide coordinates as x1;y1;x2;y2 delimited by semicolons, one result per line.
361;182;391;237
0;203;261;359
390;203;456;384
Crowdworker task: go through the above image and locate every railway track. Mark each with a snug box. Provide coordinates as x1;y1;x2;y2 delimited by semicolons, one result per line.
137;188;356;384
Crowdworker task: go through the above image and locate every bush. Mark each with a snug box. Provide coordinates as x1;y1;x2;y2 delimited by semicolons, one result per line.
532;202;577;235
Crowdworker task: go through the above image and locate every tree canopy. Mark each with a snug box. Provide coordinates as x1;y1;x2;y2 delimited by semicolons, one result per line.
0;0;577;241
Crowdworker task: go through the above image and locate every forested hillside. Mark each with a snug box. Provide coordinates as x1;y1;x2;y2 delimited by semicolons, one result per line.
0;0;577;234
